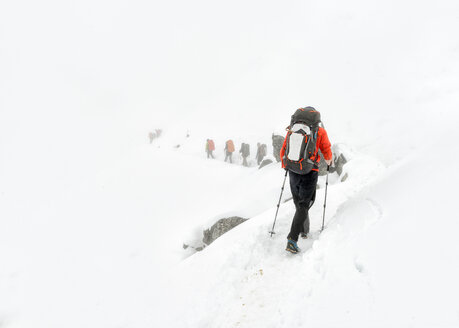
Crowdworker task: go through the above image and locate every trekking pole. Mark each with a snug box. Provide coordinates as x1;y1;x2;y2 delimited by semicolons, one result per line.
269;170;288;237
321;165;330;232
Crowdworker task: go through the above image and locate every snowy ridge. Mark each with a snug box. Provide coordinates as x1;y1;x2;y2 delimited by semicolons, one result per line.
2;0;459;326
170;129;459;327
170;145;388;327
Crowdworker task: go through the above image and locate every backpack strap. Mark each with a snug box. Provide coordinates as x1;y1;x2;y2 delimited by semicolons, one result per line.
285;130;292;155
312;126;321;165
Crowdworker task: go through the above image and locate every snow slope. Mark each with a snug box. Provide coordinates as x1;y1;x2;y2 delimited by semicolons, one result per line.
2;0;459;327
172;125;459;328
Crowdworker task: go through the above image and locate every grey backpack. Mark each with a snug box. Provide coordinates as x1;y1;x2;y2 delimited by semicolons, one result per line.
283;107;321;174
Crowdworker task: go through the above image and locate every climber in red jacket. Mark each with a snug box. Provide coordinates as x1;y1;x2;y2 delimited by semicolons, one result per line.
280;107;333;254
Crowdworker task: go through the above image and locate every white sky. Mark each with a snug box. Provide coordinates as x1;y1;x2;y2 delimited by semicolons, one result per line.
1;0;459;171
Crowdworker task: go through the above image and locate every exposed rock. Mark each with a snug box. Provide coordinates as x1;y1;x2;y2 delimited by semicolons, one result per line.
272;134;284;162
203;216;248;245
148;129;162;143
319;144;348;176
183;243;206;252
335;153;347;176
259;159;273;169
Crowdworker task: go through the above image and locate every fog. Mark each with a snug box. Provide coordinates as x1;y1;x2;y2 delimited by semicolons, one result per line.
3;0;457;176
2;0;458;247
1;0;459;326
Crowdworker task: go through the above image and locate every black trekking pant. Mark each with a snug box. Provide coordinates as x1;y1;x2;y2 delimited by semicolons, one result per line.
225;151;233;163
242;156;248;167
287;170;318;242
257;155;264;165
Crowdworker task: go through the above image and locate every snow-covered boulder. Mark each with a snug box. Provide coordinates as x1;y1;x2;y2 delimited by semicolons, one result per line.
203;216;248;245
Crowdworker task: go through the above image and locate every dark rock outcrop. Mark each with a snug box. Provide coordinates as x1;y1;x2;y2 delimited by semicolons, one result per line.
334;153;347;176
259;159;273;169
319;144;348;176
203;216;248;245
183;243;206;252
272;134;284;162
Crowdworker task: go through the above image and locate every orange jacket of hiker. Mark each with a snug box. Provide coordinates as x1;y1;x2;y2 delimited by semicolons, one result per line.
280;127;332;171
207;140;215;151
226;140;235;153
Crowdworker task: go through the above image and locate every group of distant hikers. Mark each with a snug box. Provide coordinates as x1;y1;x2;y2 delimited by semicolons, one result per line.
209;106;333;255
205;132;284;168
205;139;270;167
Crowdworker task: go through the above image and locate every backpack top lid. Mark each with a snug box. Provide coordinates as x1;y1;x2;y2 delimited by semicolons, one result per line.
290;106;321;127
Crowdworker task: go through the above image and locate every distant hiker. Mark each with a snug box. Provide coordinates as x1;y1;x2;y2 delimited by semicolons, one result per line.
272;134;284;162
148;129;162;143
256;143;261;164
256;142;267;165
206;139;215;159
239;143;250;167
280;107;332;254
225;139;235;163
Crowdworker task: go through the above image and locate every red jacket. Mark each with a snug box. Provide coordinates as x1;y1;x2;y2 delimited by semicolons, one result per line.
280;127;332;171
